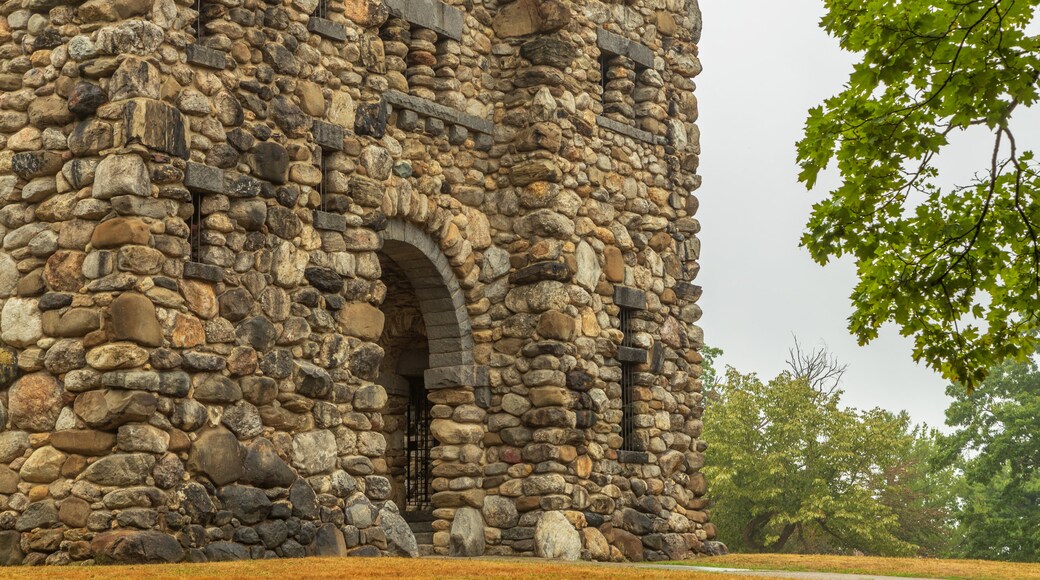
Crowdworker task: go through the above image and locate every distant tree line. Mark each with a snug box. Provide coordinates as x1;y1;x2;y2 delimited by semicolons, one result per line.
702;341;1040;561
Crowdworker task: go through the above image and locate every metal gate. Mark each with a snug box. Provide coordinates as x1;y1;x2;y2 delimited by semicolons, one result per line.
405;376;433;511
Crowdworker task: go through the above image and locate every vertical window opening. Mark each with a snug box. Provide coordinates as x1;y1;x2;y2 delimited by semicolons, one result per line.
311;0;328;20
318;148;329;212
189;191;203;263
195;0;207;40
620;307;636;452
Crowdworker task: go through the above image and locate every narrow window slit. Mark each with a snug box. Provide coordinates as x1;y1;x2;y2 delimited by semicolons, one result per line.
620;307;637;452
318;148;329;212
189;191;203;263
311;0;328;20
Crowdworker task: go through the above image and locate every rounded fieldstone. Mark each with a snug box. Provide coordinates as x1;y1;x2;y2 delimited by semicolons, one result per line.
8;373;62;432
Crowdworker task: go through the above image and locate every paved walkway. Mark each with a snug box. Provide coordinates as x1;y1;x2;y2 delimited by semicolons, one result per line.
634;563;944;580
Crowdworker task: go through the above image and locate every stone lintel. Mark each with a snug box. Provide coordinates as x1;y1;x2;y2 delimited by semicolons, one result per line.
596;115;666;146
312;120;346;151
384;90;494;136
307;17;347;41
183;262;224;283
617;450;651;464
596;28;654;69
313;210;347;232
618;346;648;365
186;44;227;70
424;365;490;389
385;0;464;41
614;286;647;310
184;162;224;195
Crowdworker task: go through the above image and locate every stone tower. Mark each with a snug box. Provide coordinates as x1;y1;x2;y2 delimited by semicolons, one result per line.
0;0;713;566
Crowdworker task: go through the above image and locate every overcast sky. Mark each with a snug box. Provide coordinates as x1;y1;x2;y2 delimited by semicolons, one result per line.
694;2;958;427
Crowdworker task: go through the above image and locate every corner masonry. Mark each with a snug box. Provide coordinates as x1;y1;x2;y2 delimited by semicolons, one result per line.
0;0;717;567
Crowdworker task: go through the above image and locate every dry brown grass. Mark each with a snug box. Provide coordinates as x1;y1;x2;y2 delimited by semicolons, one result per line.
0;556;774;580
688;553;1040;580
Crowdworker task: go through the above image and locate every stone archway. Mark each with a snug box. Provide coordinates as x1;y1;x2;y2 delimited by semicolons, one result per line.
376;219;488;556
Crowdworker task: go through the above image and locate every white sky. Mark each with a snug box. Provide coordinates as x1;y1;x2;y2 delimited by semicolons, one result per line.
694;2;961;427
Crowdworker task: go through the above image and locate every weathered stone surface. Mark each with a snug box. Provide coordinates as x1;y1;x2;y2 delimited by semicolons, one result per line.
51;429;116;455
123;98;187;158
378;501;417;557
1;298;42;348
118;424;169;453
337;303;384;341
92;154;149;199
250;142;289;184
82;453;156;486
494;0;571;38
86;343;149;370
110;292;164;347
0;530;24;565
219;485;272;525
91;217;150;248
311;523;347;556
187;427;243;486
535;511;581;560
241;438;296;488
449;506;485;557
92;530;184;564
74;389;157;430
9;374;62;432
482;495;519;529
20;446;66;483
58;496;92;528
0;432;30;464
16;500;58;532
292;429;336;475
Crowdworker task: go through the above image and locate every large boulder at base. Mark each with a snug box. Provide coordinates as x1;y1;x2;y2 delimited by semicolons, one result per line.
311;523;347;556
535;510;581;560
218;485;272;525
449;506;485;557
91;530;184;564
378;501;418;557
0;530;24;565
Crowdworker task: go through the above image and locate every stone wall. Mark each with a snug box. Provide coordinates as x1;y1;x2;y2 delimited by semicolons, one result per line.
0;0;716;566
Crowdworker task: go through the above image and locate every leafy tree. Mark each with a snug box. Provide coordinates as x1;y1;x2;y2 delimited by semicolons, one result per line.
937;357;1040;561
798;1;1040;389
702;367;943;555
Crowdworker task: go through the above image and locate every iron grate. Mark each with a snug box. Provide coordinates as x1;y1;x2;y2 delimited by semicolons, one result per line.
405;377;433;512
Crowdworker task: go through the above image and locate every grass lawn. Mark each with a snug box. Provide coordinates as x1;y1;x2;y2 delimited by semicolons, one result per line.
0;557;773;580
680;553;1040;580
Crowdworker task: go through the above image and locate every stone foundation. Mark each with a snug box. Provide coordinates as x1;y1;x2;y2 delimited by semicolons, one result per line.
0;0;716;566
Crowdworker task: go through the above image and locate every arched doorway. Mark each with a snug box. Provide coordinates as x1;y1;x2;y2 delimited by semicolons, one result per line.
375;220;488;553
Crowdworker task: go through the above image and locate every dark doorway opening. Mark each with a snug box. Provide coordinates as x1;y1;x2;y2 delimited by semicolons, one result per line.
377;254;433;518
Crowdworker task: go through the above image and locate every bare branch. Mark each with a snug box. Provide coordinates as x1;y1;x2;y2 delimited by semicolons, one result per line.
786;336;849;396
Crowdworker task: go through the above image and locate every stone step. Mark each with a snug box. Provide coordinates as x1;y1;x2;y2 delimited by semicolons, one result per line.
402;509;435;523
413;532;435;546
407;521;435;534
